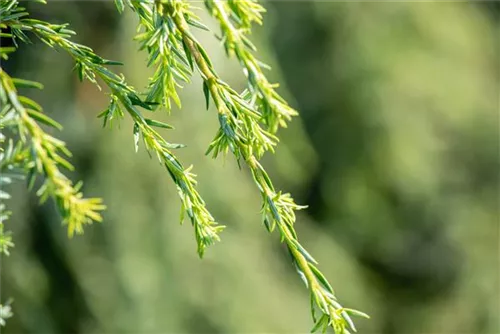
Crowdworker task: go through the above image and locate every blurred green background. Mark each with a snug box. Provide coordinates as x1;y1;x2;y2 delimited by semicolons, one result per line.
1;1;499;333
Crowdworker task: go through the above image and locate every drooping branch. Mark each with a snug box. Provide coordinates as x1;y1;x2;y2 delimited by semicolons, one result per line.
0;66;105;238
205;0;298;133
0;0;369;331
1;0;223;256
158;1;368;332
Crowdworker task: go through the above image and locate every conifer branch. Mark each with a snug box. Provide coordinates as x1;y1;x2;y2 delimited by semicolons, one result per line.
0;0;369;331
161;1;368;332
204;0;297;133
127;0;192;111
0;67;105;237
0;134;25;255
226;0;265;29
2;0;223;256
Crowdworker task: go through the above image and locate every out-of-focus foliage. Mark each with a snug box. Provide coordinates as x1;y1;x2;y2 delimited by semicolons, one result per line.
1;1;498;334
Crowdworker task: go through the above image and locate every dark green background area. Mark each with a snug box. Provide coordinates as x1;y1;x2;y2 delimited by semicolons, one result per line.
1;1;499;333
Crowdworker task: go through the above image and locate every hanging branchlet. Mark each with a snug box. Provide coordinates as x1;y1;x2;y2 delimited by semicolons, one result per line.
253;154;370;333
0;135;26;255
0;5;28;282
204;0;298;134
157;1;277;161
0;67;105;237
2;0;223;256
0;201;15;255
128;0;193;111
226;0;265;29
109;92;225;257
158;1;369;332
